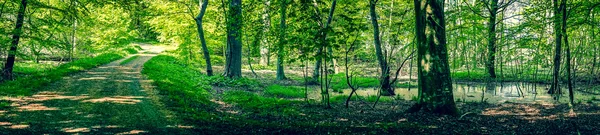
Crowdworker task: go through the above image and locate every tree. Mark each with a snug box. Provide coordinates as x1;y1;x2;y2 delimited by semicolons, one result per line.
224;0;243;78
369;0;395;96
276;0;287;80
408;0;457;115
195;0;213;76
2;0;27;80
561;0;573;104
549;0;563;95
311;0;338;82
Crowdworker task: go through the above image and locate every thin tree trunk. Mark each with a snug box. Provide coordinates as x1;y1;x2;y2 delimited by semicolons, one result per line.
369;0;394;96
562;0;573;104
2;0;27;80
260;0;271;66
276;0;287;80
196;0;213;76
408;0;457;115
312;0;337;81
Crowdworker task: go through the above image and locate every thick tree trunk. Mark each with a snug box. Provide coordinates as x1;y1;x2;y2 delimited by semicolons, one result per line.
549;0;562;94
561;0;573;104
276;0;287;80
224;0;243;78
369;0;394;96
2;0;27;80
486;0;498;79
196;0;213;76
409;0;457;115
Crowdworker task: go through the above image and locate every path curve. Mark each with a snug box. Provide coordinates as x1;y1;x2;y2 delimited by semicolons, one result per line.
0;44;193;134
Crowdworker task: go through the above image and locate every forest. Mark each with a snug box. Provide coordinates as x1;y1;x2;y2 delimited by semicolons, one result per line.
0;0;599;134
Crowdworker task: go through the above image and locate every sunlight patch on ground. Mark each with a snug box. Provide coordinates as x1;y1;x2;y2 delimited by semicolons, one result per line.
82;96;145;104
16;103;59;111
8;124;29;129
115;130;147;135
0;122;12;126
62;127;91;133
167;125;194;129
482;104;541;116
78;76;107;81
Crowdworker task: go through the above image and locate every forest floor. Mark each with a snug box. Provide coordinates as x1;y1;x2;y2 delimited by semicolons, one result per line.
0;44;195;134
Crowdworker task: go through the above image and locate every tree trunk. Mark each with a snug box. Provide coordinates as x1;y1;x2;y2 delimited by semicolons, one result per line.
276;0;287;80
196;0;213;76
549;0;562;94
224;0;243;78
312;0;337;82
486;0;498;79
2;0;27;80
561;0;573;104
408;0;457;115
369;0;394;96
260;0;271;66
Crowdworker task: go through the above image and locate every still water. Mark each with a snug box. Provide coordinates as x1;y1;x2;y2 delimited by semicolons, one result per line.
309;82;600;104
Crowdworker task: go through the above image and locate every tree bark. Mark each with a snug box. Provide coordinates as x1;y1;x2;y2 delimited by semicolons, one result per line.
549;0;562;94
369;0;394;96
276;0;287;80
196;0;213;76
561;0;573;104
224;0;243;78
486;0;498;79
312;0;337;82
2;0;27;80
408;0;457;115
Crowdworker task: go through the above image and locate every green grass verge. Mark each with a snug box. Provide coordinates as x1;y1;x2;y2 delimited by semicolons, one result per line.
142;55;215;120
264;85;304;98
329;73;418;91
222;90;299;115
120;55;139;65
330;94;394;103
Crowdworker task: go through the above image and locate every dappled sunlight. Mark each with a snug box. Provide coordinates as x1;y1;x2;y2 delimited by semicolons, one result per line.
61;127;91;133
7;124;29;129
91;125;122;129
4;92;89;102
82;96;145;104
0;122;12;126
78;76;108;81
167;125;194;129
482;104;541;116
115;130;147;135
16;103;59;111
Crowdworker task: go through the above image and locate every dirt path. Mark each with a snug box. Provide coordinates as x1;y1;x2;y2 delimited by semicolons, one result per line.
0;44;194;134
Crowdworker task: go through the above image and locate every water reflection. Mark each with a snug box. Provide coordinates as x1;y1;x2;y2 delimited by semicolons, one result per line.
310;82;597;104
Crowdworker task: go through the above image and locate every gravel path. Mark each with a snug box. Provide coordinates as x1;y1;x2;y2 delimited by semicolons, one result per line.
0;44;194;134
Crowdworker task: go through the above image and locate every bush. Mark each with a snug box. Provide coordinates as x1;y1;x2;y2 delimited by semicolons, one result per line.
264;85;304;98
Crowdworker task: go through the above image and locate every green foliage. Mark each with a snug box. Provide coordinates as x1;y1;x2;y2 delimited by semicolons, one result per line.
264;85;304;98
207;76;261;90
222;91;298;115
120;55;140;65
366;95;394;103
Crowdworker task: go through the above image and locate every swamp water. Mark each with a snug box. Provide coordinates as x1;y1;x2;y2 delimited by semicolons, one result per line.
307;82;600;104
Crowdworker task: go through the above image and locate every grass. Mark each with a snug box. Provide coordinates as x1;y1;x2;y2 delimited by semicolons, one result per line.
330;94;394;103
207;76;261;91
328;73;418;91
264;85;304;98
120;55;139;65
222;90;299;115
451;67;554;83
